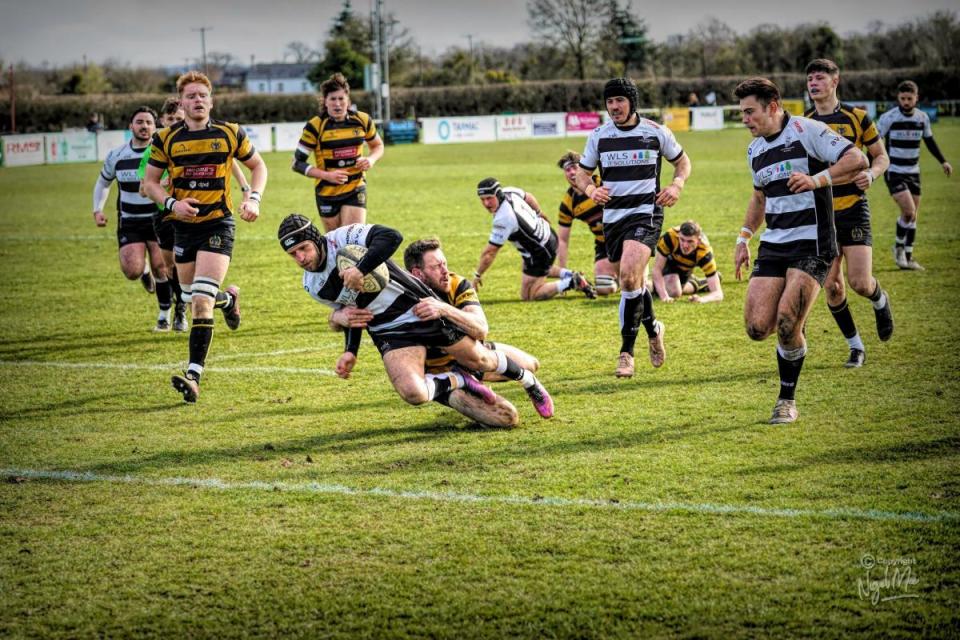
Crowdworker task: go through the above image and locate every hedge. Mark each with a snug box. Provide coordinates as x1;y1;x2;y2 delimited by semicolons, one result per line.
1;68;956;133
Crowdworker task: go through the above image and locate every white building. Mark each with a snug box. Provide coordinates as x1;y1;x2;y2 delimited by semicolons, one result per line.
245;64;314;95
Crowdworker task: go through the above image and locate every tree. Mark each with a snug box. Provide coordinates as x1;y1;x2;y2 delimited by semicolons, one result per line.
309;38;369;89
790;23;842;71
527;0;601;80
599;0;649;76
741;24;791;73
59;63;112;94
285;41;319;64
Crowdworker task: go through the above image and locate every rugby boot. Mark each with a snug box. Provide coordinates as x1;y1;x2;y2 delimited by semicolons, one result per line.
894;246;908;269
173;303;188;333
153;318;171;333
525;379;554;419
904;258;925;271
844;348;865;368
223;285;241;330
453;366;496;405
140;270;156;294
615;352;634;378
570;272;597;299
769;398;798;424
648;320;666;368
874;292;894;342
171;374;199;404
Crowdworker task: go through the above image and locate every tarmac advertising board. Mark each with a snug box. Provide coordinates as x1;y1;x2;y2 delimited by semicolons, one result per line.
243;124;274;153
421;116;497;144
662;108;690;132
46;131;98;164
2;134;46;167
96;130;130;160
566;111;601;135
496;114;532;140
691;107;724;131
530;112;566;138
274;122;304;152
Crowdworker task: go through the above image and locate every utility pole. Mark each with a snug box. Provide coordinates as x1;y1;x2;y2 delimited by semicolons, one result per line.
9;64;15;133
371;0;382;121
192;26;213;76
464;34;475;83
380;2;392;121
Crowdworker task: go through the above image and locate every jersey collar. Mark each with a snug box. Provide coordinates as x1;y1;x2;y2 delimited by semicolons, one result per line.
764;112;790;143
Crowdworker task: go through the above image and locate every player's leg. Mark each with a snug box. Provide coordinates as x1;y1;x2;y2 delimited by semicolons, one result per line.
593;257;618;296
520;274;561;301
480;341;539;382
891;189;916;268
663;273;684;299
118;241;148;282
844;244;894;342
445;389;519;428
146;240;174;332
339;204;366;228
904;189;923;269
823;253;864;367
769;264;823;424
743;276;784;343
382;346;437;405
445;336;553;418
618;238;664;372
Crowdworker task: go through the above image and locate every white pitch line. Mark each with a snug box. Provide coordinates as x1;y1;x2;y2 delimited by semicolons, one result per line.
0;359;335;376
2;468;956;524
204;347;320;363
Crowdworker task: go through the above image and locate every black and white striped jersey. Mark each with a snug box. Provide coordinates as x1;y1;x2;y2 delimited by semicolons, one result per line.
488;187;555;263
877;107;932;175
578;117;684;225
747;113;854;260
100;141;157;219
302;223;436;334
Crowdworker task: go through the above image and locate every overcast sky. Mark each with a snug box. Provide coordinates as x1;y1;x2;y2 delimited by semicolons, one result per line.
1;0;956;68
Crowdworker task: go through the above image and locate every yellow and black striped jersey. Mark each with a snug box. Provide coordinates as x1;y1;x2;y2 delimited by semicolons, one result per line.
425;273;480;373
558;174;605;244
804;102;880;213
296;109;377;200
656;226;717;277
148;119;254;223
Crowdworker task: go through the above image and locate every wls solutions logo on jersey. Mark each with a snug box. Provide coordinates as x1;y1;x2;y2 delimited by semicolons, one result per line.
601;150;658;167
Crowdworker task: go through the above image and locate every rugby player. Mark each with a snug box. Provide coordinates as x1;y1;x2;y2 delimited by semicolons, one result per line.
472;178;596;301
805;59;894;367
292;72;384;232
733;78;867;424
575;77;692;377
278;215;554;422
877;80;952;271
92;106;169;330
556;151;618;296
143;71;268;403
652;221;723;304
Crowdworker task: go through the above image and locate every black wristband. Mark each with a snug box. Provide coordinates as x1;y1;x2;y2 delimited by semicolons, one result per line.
164;196;177;212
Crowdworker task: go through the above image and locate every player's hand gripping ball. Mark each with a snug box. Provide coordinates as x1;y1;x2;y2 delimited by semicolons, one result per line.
335;244;390;293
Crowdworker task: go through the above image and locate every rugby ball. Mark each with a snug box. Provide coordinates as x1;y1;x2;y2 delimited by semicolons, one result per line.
335;244;390;293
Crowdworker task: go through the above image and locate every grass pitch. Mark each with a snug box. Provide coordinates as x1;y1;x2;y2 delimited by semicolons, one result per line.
1;123;958;638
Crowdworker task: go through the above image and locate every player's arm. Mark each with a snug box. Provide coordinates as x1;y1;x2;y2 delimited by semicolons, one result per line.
341;225;403;291
232;159;250;192
356;133;384;171
555;224;572;269
472;243;501;289
787;146;866;193
523;192;545;218
923;136;952;177
651;252;671;302
655;152;691;207
92;174;112;227
575;166;609;205
735;189;765;281
690;274;723;304
855;139;890;191
239;151;267;223
414;298;488;341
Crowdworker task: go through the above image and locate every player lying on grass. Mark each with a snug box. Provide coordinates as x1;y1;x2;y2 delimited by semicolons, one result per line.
651;220;723;304
279;214;554;424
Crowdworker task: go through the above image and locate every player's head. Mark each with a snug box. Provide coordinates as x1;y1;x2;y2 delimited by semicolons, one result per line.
321;73;351;120
557;151;581;186
477;177;503;212
677;220;702;254
404;237;449;292
159;97;185;127
603;77;639;125
897;80;919;111
279;213;326;272
176;70;213;122
129;106;157;142
805;58;839;101
735;77;782;138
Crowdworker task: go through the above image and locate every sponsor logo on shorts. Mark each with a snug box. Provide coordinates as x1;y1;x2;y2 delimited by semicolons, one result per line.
174;245;184;256
852;227;864;242
320;205;333;214
208;235;223;249
357;192;366;205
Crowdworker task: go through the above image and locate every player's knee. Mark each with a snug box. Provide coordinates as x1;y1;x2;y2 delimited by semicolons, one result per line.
825;277;844;302
190;278;219;315
397;382;430;406
745;322;769;341
849;275;873;297
776;314;801;343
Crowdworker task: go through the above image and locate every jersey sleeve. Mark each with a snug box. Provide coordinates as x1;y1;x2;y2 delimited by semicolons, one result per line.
234;125;255;161
558;196;574;227
488;207;518;246
656;232;673;257
747;144;761;189
452;278;480;308
99;149;117;181
876;112;891;138
860;112;880;146
659;125;684;162
148;132;169;170
807;120;853;164
697;245;718;277
364;113;377;141
579;130;600;170
922;112;933;138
